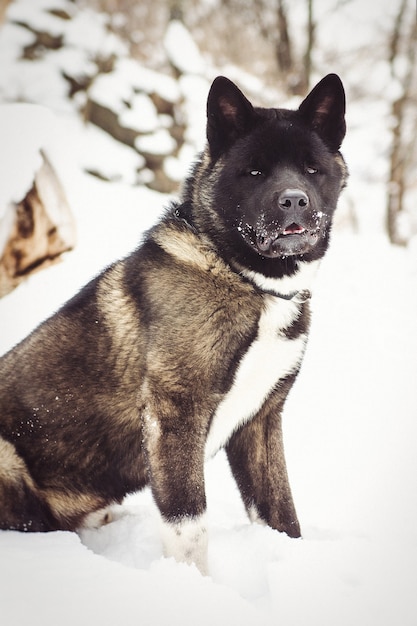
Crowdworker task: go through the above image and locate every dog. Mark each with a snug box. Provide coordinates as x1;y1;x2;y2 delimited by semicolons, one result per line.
0;74;347;574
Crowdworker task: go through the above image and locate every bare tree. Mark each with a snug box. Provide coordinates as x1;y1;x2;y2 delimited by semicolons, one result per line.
386;0;417;245
276;0;293;75
250;0;316;94
302;0;315;92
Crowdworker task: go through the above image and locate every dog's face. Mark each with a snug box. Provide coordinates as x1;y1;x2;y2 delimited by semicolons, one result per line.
201;75;347;275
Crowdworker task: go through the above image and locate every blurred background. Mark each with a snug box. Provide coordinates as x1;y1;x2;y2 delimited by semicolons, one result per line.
0;0;416;298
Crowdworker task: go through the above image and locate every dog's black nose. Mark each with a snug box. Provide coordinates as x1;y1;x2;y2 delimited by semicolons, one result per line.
278;189;309;211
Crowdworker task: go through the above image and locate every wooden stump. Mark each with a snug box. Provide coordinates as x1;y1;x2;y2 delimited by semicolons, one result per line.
0;151;76;297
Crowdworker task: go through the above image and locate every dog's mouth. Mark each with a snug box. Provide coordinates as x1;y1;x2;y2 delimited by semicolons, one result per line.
282;223;306;236
257;227;317;257
239;217;324;258
256;224;308;252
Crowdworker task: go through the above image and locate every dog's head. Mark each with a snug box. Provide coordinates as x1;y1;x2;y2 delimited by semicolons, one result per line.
192;74;347;277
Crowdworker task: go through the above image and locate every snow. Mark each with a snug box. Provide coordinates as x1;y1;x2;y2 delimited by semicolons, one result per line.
135;128;177;156
164;19;206;75
0;107;36;209
76;120;146;184
119;94;159;134
1;1;417;625
164;143;197;182
178;74;209;147
64;9;127;58
0;104;60;218
6;0;73;37
0;22;35;63
108;58;181;103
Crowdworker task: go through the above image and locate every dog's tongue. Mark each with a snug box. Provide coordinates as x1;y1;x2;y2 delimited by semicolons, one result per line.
283;223;305;235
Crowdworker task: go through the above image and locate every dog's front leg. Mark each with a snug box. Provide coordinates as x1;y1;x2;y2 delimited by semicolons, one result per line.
143;405;208;574
225;395;301;539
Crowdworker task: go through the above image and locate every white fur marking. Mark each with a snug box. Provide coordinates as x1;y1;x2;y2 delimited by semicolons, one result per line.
160;514;208;575
242;260;321;296
205;296;307;459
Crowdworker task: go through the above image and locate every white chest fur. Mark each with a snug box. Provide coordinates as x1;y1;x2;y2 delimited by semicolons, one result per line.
205;295;307;459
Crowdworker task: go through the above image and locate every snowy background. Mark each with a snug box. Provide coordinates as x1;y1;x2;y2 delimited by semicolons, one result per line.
1;0;417;625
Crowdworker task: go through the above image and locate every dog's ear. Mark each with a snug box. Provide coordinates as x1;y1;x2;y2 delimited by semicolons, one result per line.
298;74;346;151
206;76;255;160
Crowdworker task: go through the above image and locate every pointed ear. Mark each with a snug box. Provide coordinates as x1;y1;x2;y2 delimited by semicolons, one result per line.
298;74;346;151
206;76;255;160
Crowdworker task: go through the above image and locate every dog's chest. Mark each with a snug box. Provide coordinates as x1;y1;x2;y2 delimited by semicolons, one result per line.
205;296;307;459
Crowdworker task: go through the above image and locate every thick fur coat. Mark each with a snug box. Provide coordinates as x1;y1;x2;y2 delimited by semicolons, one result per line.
0;74;347;573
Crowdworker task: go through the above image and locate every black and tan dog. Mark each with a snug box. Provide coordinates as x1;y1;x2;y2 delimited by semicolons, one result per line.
0;74;347;573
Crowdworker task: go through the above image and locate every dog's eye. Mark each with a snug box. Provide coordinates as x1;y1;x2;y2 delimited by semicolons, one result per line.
249;169;263;177
306;166;318;174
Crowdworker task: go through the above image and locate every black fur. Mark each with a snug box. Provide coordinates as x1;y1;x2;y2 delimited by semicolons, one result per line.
187;73;347;278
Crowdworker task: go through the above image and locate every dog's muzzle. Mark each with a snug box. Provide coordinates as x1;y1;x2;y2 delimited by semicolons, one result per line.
239;189;326;258
254;226;320;257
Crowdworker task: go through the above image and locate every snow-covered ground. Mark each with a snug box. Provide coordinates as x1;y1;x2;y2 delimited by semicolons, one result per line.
1;1;417;624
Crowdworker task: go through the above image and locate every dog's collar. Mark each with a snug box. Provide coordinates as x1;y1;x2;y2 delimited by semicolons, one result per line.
240;274;311;303
263;288;311;303
235;264;313;304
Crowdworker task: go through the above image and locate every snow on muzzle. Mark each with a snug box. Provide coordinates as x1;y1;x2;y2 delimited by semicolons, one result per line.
253;220;321;257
